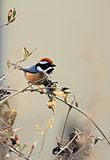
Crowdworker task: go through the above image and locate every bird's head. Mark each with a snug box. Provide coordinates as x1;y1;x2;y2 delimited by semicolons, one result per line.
36;57;56;74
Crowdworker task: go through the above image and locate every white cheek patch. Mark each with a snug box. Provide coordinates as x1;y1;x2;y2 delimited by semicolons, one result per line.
45;66;52;72
45;67;54;74
37;66;44;72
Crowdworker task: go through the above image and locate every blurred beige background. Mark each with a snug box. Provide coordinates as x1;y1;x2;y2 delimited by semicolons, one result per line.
1;0;110;159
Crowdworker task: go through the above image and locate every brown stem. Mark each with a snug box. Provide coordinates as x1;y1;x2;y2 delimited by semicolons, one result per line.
61;107;72;144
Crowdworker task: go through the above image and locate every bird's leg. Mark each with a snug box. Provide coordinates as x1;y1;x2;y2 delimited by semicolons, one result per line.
27;81;35;92
37;85;44;94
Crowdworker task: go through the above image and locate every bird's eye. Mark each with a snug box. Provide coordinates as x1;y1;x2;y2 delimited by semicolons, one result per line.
46;64;49;67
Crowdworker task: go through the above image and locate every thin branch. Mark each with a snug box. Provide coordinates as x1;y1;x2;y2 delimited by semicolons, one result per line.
1;143;31;160
0;23;9;27
0;87;57;92
16;47;37;64
0;68;15;82
0;47;37;82
0;75;47;106
61;107;72;144
2;83;109;146
39;133;46;153
55;96;110;146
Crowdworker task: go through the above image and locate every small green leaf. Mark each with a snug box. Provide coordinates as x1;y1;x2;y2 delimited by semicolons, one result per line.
13;8;16;18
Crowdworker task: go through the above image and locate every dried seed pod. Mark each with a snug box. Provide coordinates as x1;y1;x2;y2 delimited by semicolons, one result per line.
47;99;57;114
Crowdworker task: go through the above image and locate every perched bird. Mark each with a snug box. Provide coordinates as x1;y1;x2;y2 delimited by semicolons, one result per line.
20;57;56;85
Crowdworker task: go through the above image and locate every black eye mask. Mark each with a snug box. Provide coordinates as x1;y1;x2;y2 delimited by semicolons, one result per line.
36;63;51;70
46;68;54;74
36;62;56;70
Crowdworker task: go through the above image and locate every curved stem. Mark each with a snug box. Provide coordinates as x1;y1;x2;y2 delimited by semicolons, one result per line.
61;107;72;144
55;96;110;146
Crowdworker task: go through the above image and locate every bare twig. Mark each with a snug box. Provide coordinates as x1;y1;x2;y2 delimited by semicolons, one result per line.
0;68;15;82
17;47;37;64
2;83;109;146
1;143;31;160
0;47;37;82
0;75;47;106
39;133;46;154
55;96;110;146
61;107;72;144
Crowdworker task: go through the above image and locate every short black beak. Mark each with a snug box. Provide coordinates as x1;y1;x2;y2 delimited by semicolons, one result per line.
51;64;56;67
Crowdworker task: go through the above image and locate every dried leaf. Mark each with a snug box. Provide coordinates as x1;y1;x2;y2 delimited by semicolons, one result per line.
28;141;37;158
94;136;103;144
24;51;30;59
7;61;11;69
31;141;37;150
8;10;13;23
75;101;79;107
47;99;57;114
47;118;54;129
35;124;44;135
22;47;37;61
23;47;30;60
23;47;27;55
10;134;19;146
53;89;64;97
